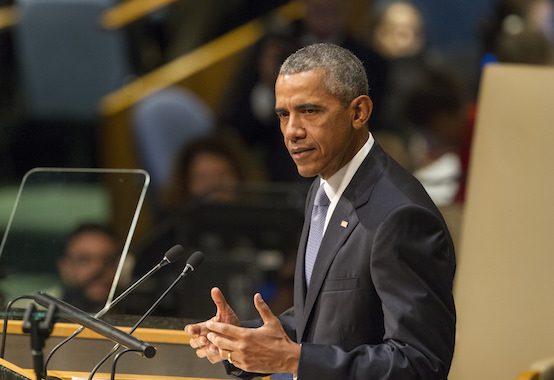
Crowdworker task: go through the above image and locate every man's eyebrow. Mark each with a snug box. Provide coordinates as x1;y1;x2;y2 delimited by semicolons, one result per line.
297;103;324;111
275;103;325;114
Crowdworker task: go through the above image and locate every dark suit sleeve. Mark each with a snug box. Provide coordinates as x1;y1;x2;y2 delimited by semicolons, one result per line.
278;306;296;340
297;205;456;379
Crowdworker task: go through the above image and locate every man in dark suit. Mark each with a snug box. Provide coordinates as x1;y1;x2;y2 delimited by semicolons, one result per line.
185;43;456;379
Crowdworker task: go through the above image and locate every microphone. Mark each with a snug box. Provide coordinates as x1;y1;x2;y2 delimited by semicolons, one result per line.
183;250;204;273
103;244;187;313
42;245;185;374
88;251;204;380
34;292;156;359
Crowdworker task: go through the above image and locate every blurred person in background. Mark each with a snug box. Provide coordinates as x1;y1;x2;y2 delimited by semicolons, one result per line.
494;28;553;64
57;223;120;313
368;1;430;135
161;132;259;215
480;0;554;65
401;66;471;206
370;0;426;61
129;132;267;318
365;1;439;172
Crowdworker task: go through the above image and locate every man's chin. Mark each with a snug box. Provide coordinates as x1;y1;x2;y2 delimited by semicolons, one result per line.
295;166;319;178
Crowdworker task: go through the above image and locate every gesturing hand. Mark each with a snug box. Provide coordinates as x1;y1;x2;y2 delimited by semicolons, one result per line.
206;293;300;375
184;287;240;363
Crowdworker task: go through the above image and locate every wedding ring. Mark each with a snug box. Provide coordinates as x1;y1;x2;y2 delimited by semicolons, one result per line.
227;352;233;365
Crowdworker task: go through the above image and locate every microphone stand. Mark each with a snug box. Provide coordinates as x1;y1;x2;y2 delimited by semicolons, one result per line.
22;303;57;380
88;265;195;379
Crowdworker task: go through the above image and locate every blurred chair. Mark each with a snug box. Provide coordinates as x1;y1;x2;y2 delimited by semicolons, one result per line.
14;0;131;122
131;87;215;195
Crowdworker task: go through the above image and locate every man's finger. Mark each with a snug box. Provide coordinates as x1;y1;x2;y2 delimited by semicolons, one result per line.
206;319;245;337
206;331;238;351
195;347;208;358
189;335;209;349
253;293;276;325
206;344;223;363
185;321;208;336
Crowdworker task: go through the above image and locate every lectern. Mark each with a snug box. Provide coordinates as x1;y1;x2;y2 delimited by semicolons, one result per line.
1;319;236;379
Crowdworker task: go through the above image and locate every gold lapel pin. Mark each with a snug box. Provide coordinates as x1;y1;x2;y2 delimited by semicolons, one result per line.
340;220;348;228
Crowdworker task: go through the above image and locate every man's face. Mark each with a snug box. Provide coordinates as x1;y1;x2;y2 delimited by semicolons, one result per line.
275;69;368;179
58;231;119;304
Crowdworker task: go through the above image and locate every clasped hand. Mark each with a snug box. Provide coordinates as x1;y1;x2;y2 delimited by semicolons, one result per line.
184;287;300;375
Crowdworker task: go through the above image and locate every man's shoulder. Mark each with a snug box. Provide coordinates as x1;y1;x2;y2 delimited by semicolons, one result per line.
354;146;441;217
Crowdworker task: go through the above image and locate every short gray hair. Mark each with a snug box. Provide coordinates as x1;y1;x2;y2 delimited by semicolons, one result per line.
279;43;369;106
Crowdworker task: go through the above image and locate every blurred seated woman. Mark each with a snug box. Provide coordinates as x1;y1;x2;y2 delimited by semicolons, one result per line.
127;132;267;317
161;133;249;213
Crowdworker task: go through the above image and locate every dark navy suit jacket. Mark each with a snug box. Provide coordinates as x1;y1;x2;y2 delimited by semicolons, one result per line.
229;143;456;379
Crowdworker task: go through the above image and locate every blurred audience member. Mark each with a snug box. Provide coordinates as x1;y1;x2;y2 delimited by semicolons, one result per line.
368;1;433;135
401;66;471;206
480;0;554;65
129;132;268;317
57;223;120;313
370;0;426;60
495;28;553;64
161;132;261;214
133;131;263;272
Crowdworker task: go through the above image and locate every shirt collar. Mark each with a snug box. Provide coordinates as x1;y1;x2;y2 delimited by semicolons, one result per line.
320;132;374;203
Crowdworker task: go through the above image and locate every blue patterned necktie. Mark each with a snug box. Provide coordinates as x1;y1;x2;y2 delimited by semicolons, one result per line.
305;183;330;287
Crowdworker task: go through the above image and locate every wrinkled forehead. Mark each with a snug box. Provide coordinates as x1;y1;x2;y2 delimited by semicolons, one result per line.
276;69;349;109
275;70;336;99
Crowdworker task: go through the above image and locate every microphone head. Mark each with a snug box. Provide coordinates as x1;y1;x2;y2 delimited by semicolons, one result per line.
164;245;186;263
186;251;204;271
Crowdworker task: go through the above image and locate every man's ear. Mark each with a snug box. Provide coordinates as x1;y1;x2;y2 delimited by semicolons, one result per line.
351;95;372;130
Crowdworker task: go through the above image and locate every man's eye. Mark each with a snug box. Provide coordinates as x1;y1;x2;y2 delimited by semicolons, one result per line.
276;112;289;119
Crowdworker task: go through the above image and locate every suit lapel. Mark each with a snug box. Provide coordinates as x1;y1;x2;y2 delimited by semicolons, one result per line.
293;181;317;339
298;198;358;340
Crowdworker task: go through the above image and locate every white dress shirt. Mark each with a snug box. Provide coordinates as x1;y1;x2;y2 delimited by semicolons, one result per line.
319;132;374;232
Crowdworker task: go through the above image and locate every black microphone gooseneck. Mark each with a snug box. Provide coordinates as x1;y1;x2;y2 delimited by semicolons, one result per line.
87;251;204;380
42;245;186;375
33;292;156;359
1;295;37;359
110;348;141;380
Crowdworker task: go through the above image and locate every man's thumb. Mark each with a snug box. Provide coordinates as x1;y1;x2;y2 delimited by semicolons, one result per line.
254;293;275;324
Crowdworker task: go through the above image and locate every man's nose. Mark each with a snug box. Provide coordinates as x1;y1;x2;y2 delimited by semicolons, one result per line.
284;114;306;142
